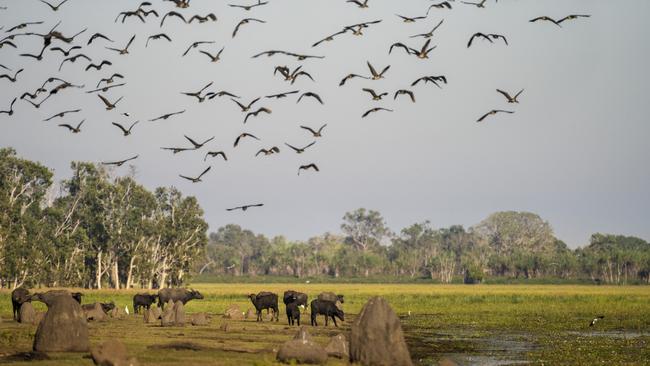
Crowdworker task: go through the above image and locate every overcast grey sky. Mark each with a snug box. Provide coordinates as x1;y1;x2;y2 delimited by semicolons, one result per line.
1;0;649;248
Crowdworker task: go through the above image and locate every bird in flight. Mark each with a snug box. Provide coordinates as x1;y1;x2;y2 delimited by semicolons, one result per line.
165;0;190;9
496;89;524;103
58;120;84;133
205;151;227;161
297;92;324;104
182;40;215;57
231;97;260;112
396;14;427;23
182;82;214;103
312;29;348;48
85;83;125;94
300;124;327;137
101;155;139;167
427;1;452;13
228;1;268;11
362;88;388;101
394;89;416;103
146;33;172;47
200;47;224;63
298;163;319;175
184;135;215;149
557;14;591;25
44;109;81;121
112;121;139;136
412;75;447;88
347;0;369;8
58;54;91;71
232;18;266;38
339;73;370;86
160;11;187;26
476;109;514;122
189;13;217;23
362;107;393;118
234;132;260;147
0;98;17;116
227;203;264;211
256;146;280;157
461;0;487;8
274;66;314;85
530;14;590;27
179;166;212;183
367;61;390;80
149;110;185;122
285;141;316;154
244;107;272;123
410;19;444;38
98;94;123;110
265;90;300;99
50;45;81;56
0;68;24;83
87;32;113;45
96;73;124;88
162;146;194;154
467;32;494;48
38;0;69;11
106;35;136;55
589;315;604;327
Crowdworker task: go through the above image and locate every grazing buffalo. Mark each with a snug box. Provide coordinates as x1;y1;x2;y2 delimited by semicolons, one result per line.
157;288;203;310
11;288;31;321
283;290;308;307
248;292;279;322
286;301;301;326
133;293;158;314
310;299;344;327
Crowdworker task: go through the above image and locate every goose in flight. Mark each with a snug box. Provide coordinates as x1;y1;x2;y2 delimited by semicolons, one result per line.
411;75;447;87
232;18;266;38
19;46;47;61
207;90;240;100
234;132;260;147
298;163;319;175
85;60;112;71
160;11;186;26
244;107;272;123
185;135;215;149
200;47;224;63
58;119;84;133
149;110;185;122
362;107;393;118
589;315;604;327
461;0;487;8
0;98;17;116
205;151;227;161
98;94;123;110
146;33;171;47
467;32;493;47
339;73;370;86
297;92;324;104
394;89;416;103
96;73;124;88
228;1;268;11
476;109;514;122
50;45;81;56
427;1;452;13
6;21;44;33
231;97;260;112
101;155;139;167
24;95;51;109
529;16;561;27
496;89;524;103
180;167;212;183
44;109;81;121
38;0;69;11
112;121;139;136
85;83;126;94
115;11;145;24
347;0;369;8
396;14;427;23
182;40;215;57
274;66;314;84
256;146;280;156
300;124;327;137
0;68;24;82
87;32;113;45
106;34;135;55
558;14;591;25
162;146;194;154
367;61;390;80
182;81;214;103
227;203;264;211
189;13;217;23
312;29;348;48
0;40;16;49
165;0;191;9
265;90;300;99
363;88;388;101
410;19;444;38
390;39;436;58
59;54;91;71
285;141;316;154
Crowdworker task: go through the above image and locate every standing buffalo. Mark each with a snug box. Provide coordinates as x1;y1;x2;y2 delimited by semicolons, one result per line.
310;299;344;327
248;292;279;322
157;288;203;310
283;290;308;307
133;293;158;314
11;288;31;321
286;301;301;326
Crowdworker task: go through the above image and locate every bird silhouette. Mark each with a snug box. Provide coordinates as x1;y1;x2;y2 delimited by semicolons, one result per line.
285;141;316;154
234;132;260;147
87;32;113;45
189;13;217;23
182;40;215;57
363;88;388;101
427;1;452;13
589;315;604;327
231;97;260;112
0;68;24;82
50;45;81;56
244;107;272;123
340;73;370;86
476;109;514;122
146;33;171;47
232;18;266;38
160;11;187;26
410;19;444;38
44;109;81;121
298;163;319;175
467;32;493;48
396;14;427;23
205;151;227;161
98;94;123;110
200;47;224;63
461;0;487;8
149;110;185;121
227;203;264;211
496;89;524;103
96;73;124;88
347;0;369;8
112;121;139;136
85;60;112;71
300;124;327;137
106;34;135;55
362;107;393;118
265;90;300;99
101;155;139;166
184;135;215;149
394;89;416;103
58;119;84;133
0;98;17;116
256;146;280;156
297;92;324;104
228;1;269;11
367;61;390;80
179;166;211;183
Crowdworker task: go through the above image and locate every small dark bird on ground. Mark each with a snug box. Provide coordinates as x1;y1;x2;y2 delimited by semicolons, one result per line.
496;89;524;103
227;203;264;211
112;121;139;135
149;110;185;121
58;119;84;133
205;151;227;161
300;124;327;137
180;166;211;183
476;109;514;122
589;315;604;327
285;141;316;154
298;163;319;175
101;155;139;166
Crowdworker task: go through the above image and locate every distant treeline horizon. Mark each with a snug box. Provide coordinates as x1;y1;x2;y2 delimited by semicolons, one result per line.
2;148;649;289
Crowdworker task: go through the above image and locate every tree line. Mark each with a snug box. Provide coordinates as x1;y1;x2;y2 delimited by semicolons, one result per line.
201;209;650;285
2;148;649;289
0;148;207;289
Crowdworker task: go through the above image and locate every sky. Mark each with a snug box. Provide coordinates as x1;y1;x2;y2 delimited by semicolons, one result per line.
1;0;649;248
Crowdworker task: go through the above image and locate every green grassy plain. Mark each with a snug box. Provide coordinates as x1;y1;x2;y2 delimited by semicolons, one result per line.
1;284;649;365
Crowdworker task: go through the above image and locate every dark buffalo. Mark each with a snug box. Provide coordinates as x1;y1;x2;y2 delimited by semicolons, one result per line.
317;292;344;304
11;288;30;321
248;292;279;322
157;288;203;310
310;299;344;327
283;290;308;307
81;302;114;313
133;293;158;314
286;301;301;326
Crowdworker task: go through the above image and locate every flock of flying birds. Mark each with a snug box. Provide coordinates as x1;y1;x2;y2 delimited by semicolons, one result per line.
0;0;590;212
